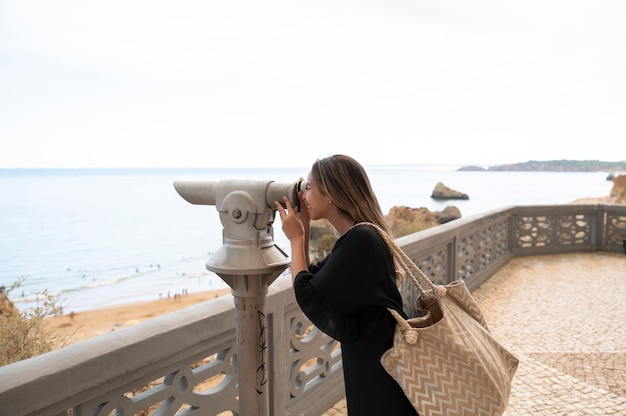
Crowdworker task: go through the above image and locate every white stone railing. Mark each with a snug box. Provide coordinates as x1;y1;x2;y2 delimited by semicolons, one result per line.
1;204;624;416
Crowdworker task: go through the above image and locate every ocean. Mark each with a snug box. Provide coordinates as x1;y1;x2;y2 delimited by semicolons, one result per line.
0;166;614;313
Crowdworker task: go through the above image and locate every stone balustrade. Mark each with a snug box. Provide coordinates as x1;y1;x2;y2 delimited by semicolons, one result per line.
1;204;624;416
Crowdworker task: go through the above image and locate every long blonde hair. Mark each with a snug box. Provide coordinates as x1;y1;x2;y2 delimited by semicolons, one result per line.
311;155;390;234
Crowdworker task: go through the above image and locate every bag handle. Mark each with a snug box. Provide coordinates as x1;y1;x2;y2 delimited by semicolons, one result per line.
354;222;446;344
353;222;447;299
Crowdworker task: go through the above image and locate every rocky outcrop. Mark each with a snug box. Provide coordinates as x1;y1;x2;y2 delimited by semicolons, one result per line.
434;206;462;224
431;182;469;200
610;175;626;204
386;206;439;228
386;205;461;237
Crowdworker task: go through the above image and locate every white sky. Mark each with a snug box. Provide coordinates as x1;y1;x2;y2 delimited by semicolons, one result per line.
1;0;624;168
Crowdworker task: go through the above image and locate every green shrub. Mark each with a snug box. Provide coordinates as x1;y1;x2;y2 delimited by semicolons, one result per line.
309;220;338;264
310;232;338;263
0;279;66;367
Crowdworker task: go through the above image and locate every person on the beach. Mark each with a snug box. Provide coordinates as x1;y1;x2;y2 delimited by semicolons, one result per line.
275;155;418;415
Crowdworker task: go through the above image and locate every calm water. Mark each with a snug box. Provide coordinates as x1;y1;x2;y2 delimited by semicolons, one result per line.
0;166;613;312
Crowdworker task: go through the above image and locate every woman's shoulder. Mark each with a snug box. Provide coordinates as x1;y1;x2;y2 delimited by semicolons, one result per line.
343;223;387;246
349;222;384;237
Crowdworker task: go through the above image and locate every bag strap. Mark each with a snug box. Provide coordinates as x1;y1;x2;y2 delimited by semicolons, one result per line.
353;222;447;299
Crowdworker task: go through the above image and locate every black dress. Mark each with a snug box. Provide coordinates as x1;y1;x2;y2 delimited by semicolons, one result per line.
294;224;419;416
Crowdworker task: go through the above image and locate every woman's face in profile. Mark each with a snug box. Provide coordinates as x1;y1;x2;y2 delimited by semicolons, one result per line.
303;172;331;221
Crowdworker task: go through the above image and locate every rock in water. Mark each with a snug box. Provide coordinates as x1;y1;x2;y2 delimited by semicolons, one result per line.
431;182;469;200
434;206;462;224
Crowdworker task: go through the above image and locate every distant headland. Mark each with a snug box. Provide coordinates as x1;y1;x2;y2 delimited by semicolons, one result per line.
458;160;626;172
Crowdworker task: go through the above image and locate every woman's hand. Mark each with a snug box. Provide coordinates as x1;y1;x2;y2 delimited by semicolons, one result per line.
275;195;310;277
274;196;304;242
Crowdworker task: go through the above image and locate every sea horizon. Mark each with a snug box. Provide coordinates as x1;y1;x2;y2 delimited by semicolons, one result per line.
1;166;614;313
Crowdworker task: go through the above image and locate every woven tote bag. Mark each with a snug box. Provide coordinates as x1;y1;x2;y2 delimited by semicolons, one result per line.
358;223;519;416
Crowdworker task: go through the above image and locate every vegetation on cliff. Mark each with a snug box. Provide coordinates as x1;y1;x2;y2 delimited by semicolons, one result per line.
1;279;68;366
459;160;626;172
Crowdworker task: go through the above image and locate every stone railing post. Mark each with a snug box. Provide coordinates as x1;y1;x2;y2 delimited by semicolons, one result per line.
174;178;303;416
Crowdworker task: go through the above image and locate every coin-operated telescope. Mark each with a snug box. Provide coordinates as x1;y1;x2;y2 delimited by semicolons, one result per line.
174;178;304;416
174;179;303;283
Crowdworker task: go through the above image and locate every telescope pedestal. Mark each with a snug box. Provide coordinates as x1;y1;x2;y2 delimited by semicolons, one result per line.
174;178;300;416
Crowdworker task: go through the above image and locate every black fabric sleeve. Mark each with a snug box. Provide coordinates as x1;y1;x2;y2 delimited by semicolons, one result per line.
293;224;403;341
294;272;359;342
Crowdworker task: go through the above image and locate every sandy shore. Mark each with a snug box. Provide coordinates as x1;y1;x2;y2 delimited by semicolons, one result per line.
46;289;232;346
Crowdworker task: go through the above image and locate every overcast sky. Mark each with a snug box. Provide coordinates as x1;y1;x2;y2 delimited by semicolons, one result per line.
1;0;624;168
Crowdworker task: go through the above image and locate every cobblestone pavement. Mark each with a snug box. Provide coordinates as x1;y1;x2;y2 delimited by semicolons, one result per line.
322;252;626;415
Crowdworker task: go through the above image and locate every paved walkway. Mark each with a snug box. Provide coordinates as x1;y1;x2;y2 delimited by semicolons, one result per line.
322;252;626;415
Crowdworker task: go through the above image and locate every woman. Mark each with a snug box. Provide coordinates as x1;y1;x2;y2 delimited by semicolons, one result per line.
275;155;418;415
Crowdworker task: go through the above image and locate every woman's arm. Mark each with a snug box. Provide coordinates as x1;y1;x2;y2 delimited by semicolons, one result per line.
275;195;310;281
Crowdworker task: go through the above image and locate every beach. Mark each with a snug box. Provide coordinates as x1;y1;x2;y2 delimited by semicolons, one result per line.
46;288;231;346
